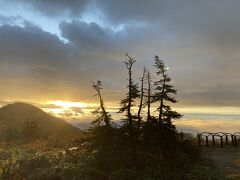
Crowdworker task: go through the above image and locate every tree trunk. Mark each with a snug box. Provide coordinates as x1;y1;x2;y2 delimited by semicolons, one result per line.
128;63;133;135
147;72;151;121
158;76;166;124
137;68;145;130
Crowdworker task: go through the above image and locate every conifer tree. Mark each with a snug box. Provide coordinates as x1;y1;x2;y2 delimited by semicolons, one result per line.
92;80;111;127
153;56;182;128
137;67;146;130
119;54;139;136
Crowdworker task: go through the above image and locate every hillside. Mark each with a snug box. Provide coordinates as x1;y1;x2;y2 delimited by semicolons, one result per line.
0;102;84;145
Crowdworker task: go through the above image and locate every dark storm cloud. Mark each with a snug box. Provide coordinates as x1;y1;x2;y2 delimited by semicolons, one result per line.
59;19;167;58
0;23;78;81
60;20;115;50
95;0;179;24
58;20;161;93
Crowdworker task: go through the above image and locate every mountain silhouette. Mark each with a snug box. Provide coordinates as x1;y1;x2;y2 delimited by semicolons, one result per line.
0;102;84;145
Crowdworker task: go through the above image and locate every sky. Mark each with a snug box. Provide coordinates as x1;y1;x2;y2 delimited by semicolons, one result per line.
0;0;240;132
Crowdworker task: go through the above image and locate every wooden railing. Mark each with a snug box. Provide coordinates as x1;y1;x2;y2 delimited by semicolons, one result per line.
197;132;240;148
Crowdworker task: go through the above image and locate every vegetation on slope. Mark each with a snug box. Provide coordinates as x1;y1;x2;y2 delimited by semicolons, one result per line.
0;102;84;146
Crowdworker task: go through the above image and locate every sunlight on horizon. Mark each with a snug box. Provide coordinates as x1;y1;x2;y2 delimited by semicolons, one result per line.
36;100;240;133
48;100;90;109
0;99;239;132
40;100;97;121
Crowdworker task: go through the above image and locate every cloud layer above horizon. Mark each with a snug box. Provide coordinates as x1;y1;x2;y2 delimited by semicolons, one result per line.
0;0;240;108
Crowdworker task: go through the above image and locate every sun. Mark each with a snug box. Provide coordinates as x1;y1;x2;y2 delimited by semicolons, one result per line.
48;100;89;109
42;100;98;119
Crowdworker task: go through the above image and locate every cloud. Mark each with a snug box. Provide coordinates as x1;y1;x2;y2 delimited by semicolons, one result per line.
3;0;89;17
0;22;126;103
37;104;62;109
60;20;116;50
0;15;23;25
0;0;240;109
0;23;82;100
71;107;84;114
175;119;240;134
0;24;69;66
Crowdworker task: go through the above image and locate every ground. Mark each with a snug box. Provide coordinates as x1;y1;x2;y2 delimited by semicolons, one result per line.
202;146;240;179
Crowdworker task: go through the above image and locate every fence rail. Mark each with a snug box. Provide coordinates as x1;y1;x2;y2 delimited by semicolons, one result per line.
197;132;240;148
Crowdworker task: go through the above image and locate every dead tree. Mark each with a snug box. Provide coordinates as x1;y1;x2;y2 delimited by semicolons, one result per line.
119;54;139;136
92;80;111;127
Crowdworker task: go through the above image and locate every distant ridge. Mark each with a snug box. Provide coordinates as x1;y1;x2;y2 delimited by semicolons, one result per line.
0;102;84;145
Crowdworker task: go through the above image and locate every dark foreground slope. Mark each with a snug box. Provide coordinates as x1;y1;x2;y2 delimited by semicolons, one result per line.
203;147;240;179
0;102;84;146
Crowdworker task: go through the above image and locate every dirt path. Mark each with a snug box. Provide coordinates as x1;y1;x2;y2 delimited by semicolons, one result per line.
203;147;240;179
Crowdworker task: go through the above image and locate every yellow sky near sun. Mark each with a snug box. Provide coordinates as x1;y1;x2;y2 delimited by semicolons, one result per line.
176;106;240;115
44;100;240;116
45;100;240;132
49;100;91;109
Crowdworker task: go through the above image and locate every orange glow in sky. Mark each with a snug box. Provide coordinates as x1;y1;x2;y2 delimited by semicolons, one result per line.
48;100;90;109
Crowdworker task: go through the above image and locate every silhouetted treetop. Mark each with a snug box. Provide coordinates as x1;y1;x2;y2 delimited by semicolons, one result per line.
92;80;111;127
153;55;182;127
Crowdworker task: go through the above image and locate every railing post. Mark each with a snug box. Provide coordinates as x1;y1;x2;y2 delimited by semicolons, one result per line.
231;135;235;145
206;136;209;148
220;137;223;148
212;135;215;146
225;135;228;145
